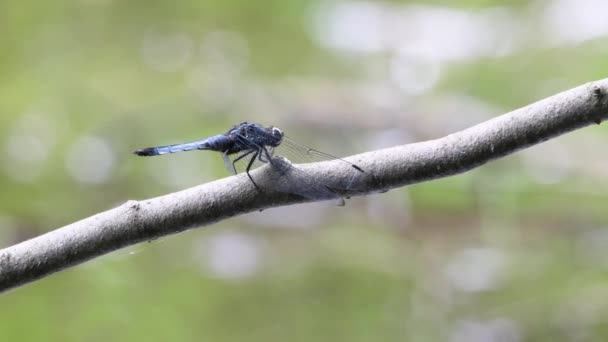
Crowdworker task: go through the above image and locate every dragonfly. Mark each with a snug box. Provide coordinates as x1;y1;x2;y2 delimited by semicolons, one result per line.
133;122;365;200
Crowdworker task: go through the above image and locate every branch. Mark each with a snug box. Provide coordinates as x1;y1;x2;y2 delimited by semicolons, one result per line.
1;79;608;293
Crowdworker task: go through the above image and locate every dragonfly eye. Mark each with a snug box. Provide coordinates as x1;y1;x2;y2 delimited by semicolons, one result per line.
272;127;284;138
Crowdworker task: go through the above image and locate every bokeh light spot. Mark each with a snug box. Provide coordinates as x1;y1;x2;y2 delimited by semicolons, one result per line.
65;135;115;184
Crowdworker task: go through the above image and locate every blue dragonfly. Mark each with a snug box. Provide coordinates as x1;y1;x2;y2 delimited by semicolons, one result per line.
134;122;365;200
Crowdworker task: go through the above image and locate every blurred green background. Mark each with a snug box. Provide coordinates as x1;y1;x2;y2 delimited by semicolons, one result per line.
2;0;608;341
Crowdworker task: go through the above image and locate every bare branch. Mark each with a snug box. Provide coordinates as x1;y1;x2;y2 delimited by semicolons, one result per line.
1;79;607;293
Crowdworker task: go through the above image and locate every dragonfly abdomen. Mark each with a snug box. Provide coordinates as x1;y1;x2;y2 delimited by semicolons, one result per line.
133;134;231;156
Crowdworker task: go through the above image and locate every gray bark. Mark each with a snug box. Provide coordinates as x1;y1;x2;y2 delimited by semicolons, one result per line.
1;79;607;293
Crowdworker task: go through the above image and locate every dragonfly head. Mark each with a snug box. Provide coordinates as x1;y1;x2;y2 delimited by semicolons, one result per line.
269;126;284;146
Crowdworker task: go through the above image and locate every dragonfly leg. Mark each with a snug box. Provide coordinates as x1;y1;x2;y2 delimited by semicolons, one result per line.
231;149;255;174
260;146;275;165
244;150;260;189
258;147;275;163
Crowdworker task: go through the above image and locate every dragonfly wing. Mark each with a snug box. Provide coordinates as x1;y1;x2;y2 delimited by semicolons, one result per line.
272;137;366;196
222;151;237;175
279;137;363;172
266;156;354;203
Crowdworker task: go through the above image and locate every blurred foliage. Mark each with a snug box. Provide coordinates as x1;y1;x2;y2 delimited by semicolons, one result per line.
2;0;608;341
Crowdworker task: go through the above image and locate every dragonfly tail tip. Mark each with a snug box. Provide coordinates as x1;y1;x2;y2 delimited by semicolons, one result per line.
133;148;157;156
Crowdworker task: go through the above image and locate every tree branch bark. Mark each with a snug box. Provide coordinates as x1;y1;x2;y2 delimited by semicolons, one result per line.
1;79;608;293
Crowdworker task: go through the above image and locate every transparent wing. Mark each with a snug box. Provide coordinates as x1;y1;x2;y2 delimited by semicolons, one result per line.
271;137;366;200
265;156;346;204
277;137;363;172
219;134;365;202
